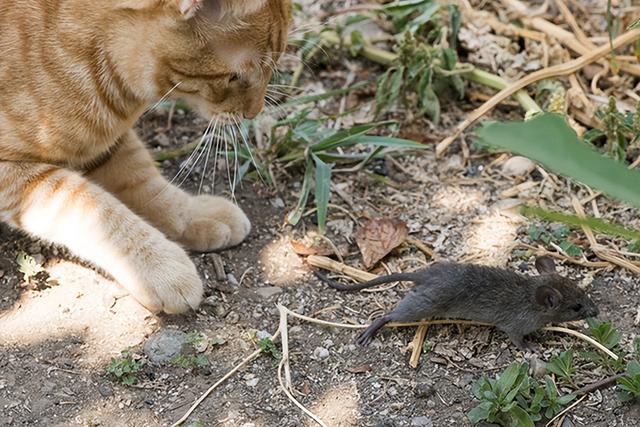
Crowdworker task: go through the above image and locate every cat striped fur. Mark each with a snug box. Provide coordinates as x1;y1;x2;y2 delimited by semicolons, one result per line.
0;0;291;313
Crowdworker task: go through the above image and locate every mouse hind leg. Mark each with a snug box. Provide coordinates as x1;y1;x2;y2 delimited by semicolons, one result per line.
356;315;393;346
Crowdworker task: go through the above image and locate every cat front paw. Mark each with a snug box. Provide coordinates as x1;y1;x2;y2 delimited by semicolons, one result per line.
140;242;204;314
180;195;251;252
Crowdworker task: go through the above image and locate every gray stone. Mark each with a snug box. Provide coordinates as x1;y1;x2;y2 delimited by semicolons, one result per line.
98;384;113;398
414;382;435;399
143;329;187;363
411;416;433;427
313;347;329;360
255;286;282;299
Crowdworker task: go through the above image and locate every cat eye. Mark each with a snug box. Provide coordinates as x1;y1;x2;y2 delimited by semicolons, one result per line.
571;304;583;312
228;73;241;83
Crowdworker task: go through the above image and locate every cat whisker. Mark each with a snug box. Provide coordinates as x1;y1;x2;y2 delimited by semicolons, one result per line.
141;81;182;118
198;116;218;195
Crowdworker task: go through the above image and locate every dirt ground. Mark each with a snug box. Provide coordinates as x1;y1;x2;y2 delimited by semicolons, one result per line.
1;103;640;427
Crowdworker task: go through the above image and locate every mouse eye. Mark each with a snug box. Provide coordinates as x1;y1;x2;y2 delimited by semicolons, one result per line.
571;304;583;312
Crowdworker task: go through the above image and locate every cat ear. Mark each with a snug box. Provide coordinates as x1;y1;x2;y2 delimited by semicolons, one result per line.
535;286;562;309
535;256;557;275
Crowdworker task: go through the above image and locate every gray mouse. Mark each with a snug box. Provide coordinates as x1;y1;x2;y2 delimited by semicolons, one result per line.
316;256;599;349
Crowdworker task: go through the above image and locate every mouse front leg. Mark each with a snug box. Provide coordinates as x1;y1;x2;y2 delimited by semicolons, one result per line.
357;315;393;346
507;332;539;352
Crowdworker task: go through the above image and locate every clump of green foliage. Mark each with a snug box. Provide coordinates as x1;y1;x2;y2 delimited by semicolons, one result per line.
617;338;640;402
16;251;44;283
372;1;464;123
470;319;640;425
258;337;282;360
527;222;583;257
583;98;640;162
468;362;575;426
169;354;209;369
168;330;224;369
106;349;145;386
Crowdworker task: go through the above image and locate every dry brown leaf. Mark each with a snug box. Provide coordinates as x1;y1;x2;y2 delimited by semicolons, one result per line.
355;217;408;269
289;239;334;256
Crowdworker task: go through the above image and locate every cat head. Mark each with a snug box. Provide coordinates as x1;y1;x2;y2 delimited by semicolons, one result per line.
112;0;292;120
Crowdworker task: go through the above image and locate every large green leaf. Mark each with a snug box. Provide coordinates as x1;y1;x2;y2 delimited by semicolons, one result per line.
286;158;314;226
312;154;332;234
476;113;640;209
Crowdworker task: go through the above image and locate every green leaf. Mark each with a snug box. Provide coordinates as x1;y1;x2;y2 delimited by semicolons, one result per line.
286;158;314;226
628;360;640;377
280;82;368;108
468;401;493;423
312;154;332;234
476;113;640;209
505;406;535;427
557;394;577;405
559;240;583;257
496;362;522;395
311;123;380;152
448;4;461;49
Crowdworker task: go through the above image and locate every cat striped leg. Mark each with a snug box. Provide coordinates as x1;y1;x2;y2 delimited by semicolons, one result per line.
86;131;251;252
0;161;203;313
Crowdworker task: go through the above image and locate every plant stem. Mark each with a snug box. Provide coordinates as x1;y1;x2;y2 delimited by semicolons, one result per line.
320;31;540;113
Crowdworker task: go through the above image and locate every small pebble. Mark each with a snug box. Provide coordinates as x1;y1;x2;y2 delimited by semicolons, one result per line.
411;416;433;427
256;330;272;340
143;329;187;363
98;385;113;398
226;311;240;324
414;382;435;399
312;347;330;360
502;156;535;177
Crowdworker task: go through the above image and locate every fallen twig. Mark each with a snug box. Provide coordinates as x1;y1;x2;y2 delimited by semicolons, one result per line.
435;28;640;156
170;329;281;427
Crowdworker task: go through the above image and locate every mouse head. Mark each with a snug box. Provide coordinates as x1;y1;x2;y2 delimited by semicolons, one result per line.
534;256;599;322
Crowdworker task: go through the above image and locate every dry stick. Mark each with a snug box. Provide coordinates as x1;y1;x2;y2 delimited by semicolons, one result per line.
543;326;618;360
571;198;640;275
409;325;429;369
576;373;625;396
277;358;328;427
553;0;594;48
516;242;611;268
504;0;640;76
276;305;327;427
434;28;640;157
545;394;588;427
405;236;440;260
170;329;282;427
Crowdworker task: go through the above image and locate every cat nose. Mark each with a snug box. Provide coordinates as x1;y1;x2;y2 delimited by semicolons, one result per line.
243;98;265;119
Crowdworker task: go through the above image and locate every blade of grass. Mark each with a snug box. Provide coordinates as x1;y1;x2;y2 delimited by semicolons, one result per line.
287;158;314;226
312;154;332;234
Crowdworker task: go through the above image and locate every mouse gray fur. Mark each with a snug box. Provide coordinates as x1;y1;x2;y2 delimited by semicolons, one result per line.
316;256;599;349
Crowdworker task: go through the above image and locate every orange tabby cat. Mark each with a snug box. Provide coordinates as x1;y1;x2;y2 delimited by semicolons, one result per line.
0;0;291;313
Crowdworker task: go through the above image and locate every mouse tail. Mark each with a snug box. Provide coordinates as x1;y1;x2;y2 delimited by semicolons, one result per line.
314;270;418;292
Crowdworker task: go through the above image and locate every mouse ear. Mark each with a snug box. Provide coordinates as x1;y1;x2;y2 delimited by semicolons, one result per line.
535;256;557;275
535;286;562;309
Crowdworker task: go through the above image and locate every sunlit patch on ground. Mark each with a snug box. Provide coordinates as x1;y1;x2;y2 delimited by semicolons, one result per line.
431;186;487;215
308;381;360;427
258;235;308;286
0;261;153;365
462;210;523;266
